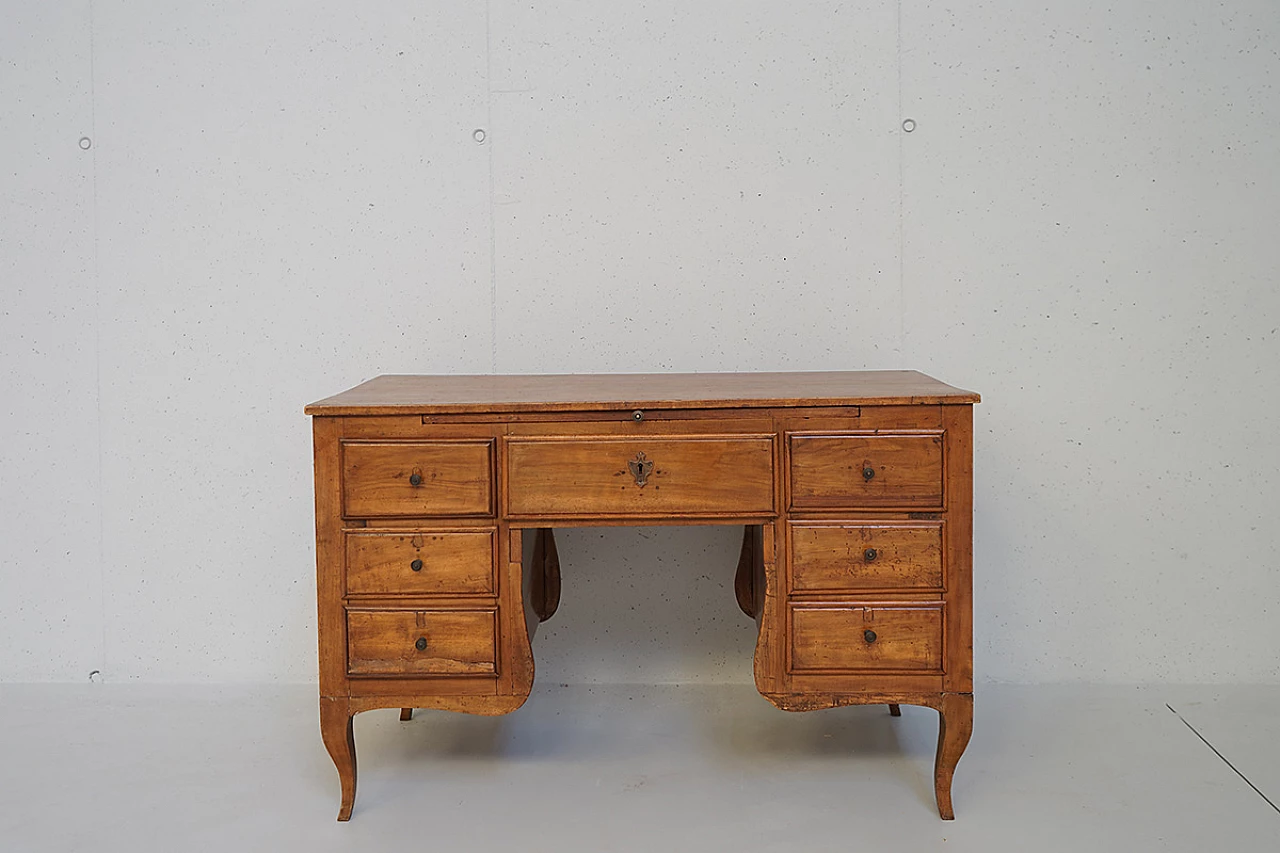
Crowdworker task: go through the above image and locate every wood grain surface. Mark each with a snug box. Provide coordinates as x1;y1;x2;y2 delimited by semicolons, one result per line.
346;609;497;676
789;432;945;509
306;371;979;415
342;441;493;518
345;529;496;596
789;521;944;593
789;603;944;673
506;435;774;517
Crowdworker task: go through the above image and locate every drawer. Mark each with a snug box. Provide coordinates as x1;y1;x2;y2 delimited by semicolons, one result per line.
790;521;943;592
789;603;943;673
507;435;774;517
345;529;496;596
789;432;943;509
342;441;493;518
347;609;497;676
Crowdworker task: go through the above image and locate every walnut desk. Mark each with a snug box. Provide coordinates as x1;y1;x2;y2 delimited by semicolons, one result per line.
307;371;979;821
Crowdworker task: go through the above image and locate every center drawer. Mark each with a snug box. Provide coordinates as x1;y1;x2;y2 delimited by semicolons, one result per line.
347;609;497;676
506;435;775;517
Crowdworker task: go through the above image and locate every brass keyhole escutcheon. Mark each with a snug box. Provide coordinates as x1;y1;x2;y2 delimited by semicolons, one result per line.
627;451;655;487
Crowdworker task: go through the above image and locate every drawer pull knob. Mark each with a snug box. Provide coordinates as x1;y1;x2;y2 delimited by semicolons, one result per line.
408;472;423;486
864;630;877;644
414;637;427;651
862;466;876;481
410;559;424;572
864;548;878;561
632;409;645;422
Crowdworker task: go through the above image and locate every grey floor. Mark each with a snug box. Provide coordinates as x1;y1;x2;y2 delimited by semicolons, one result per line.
1;683;1276;852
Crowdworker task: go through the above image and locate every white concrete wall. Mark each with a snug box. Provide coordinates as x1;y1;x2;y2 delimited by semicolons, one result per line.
2;1;1277;683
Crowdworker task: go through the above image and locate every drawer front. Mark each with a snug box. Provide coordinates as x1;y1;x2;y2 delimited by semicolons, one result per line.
507;435;774;517
790;521;943;593
346;529;495;596
347;609;497;676
789;603;943;673
789;432;943;509
342;441;493;518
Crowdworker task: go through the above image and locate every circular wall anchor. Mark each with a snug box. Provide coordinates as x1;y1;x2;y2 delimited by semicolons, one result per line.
901;119;917;133
473;128;487;144
79;137;92;150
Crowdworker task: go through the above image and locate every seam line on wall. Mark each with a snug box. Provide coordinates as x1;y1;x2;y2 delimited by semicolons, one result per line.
89;0;108;683
896;0;906;362
486;0;498;373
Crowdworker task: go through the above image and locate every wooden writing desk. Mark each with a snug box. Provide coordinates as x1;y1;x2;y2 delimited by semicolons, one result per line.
307;371;979;821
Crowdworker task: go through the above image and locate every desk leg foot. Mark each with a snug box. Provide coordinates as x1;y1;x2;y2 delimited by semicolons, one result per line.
399;708;413;721
888;703;901;716
933;693;973;820
321;697;357;822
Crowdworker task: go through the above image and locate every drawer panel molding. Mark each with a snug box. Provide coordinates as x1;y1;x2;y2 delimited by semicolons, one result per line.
342;440;493;518
347;609;498;676
789;432;944;509
507;435;775;517
790;603;944;673
790;521;944;593
345;529;496;596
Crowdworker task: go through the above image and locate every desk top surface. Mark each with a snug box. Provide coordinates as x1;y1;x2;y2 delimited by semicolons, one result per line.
306;371;978;415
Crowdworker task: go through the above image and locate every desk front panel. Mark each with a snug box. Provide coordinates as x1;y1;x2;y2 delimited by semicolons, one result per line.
316;401;972;705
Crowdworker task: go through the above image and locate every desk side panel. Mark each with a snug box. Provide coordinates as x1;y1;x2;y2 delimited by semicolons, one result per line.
942;404;974;693
313;416;348;699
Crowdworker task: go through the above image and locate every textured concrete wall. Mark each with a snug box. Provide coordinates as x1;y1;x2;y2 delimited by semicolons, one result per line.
2;1;1277;683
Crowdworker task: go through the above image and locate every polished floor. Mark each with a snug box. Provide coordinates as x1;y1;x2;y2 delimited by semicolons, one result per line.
1;683;1276;851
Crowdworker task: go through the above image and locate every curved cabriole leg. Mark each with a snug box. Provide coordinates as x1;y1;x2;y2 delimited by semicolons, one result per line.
888;703;901;717
320;697;357;821
734;526;757;618
399;708;413;721
531;528;561;622
934;693;974;820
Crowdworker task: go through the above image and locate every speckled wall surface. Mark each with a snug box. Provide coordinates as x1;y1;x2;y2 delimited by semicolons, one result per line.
2;2;1277;683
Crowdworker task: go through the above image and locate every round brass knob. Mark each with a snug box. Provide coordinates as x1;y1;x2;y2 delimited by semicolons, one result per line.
632;410;645;422
415;637;427;651
862;466;876;481
409;473;423;486
864;548;878;561
864;630;877;643
410;559;424;572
